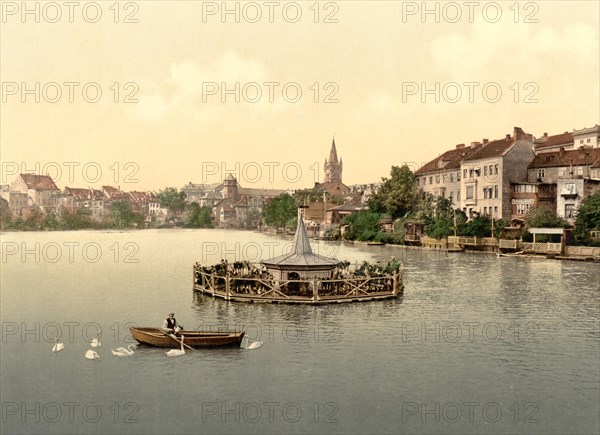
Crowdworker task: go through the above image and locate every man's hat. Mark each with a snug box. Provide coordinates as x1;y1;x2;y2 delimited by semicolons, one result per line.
169;312;175;316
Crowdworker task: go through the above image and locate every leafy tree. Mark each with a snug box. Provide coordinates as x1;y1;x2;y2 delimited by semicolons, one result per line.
20;209;46;231
525;205;568;228
158;188;187;212
464;215;492;237
368;165;417;219
61;208;94;229
0;198;12;230
185;202;213;228
111;201;143;228
341;210;381;241
262;194;297;229
573;191;600;245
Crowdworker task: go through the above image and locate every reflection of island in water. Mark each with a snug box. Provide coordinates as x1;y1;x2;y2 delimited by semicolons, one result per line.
193;209;404;304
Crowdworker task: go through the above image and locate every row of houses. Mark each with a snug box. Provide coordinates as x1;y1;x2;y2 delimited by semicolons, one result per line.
415;125;600;225
1;173;167;223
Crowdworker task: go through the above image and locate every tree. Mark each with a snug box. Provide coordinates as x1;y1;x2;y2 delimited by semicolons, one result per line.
262;194;297;229
0;198;12;230
185;202;213;228
525;205;568;228
573;191;600;245
158;188;187;213
111;201;143;228
464;215;492;237
341;210;381;241
368;165;417;219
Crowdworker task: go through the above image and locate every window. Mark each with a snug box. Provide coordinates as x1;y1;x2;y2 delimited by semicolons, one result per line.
558;167;567;177
580;139;584;144
538;169;545;178
587;138;591;143
449;174;454;183
484;166;488;176
483;188;487;199
436;175;440;184
494;185;498;198
494;206;498;217
457;191;460;201
565;204;575;219
463;169;467;179
576;166;583;176
469;169;474;178
429;176;433;184
457;172;461;181
489;165;493;175
449;191;454;202
483;207;487;215
466;186;474;200
495;164;498;175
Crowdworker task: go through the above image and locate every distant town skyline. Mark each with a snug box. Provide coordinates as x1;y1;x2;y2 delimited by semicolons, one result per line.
1;1;599;191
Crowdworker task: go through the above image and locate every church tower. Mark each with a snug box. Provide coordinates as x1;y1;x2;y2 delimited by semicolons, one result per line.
223;173;239;202
324;138;343;183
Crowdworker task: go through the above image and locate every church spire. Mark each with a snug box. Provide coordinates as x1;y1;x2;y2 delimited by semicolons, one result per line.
329;138;338;164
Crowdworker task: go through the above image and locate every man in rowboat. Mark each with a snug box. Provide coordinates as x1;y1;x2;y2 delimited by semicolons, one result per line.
162;313;182;335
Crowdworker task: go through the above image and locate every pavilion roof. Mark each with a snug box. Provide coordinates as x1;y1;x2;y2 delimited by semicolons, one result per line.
261;209;338;269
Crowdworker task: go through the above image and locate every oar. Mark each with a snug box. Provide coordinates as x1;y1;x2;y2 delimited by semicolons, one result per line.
162;331;195;351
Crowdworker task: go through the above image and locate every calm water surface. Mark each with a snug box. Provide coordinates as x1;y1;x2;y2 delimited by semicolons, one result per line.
1;229;598;434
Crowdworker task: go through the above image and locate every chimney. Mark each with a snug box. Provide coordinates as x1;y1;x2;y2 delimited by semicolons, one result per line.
456;144;465;149
506;134;511;140
482;138;489;145
543;132;548;138
559;147;565;156
470;141;481;148
513;126;526;140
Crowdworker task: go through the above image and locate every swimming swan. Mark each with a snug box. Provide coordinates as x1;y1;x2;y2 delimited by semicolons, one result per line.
52;338;64;352
85;349;100;360
111;345;135;356
166;335;186;357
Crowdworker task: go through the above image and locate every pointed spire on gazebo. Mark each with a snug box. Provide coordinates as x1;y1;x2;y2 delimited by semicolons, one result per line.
292;207;312;255
261;207;338;269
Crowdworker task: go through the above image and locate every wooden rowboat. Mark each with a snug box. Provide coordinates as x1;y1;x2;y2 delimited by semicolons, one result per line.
130;327;245;348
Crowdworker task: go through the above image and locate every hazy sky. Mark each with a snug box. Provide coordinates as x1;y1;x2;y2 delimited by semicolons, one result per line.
1;0;599;192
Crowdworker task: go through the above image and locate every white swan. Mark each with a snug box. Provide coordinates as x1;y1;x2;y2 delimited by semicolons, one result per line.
91;332;101;348
52;338;64;352
111;345;135;357
241;336;263;350
166;335;186;357
246;340;263;350
85;349;100;360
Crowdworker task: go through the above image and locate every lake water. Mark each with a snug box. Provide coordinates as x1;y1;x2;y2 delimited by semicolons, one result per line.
1;229;598;434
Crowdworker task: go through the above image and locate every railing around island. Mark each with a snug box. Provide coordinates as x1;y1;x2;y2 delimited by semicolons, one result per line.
193;265;404;304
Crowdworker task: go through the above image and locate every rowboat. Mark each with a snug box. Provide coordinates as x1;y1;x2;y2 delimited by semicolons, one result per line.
130;327;245;348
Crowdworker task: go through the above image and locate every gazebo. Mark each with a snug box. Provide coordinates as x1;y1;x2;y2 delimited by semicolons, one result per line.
261;208;338;281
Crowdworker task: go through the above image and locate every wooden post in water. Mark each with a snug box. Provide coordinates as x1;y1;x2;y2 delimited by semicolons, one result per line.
312;278;318;302
392;271;397;295
225;271;231;300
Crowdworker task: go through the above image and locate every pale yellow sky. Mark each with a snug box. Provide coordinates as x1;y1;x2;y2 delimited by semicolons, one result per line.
1;0;599;191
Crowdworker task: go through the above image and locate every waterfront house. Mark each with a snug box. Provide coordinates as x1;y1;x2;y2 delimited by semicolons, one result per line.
10;174;60;213
527;147;600;223
415;142;485;206
460;127;534;220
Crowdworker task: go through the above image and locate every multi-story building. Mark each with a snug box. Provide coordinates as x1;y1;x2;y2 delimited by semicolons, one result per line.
415;141;486;206
528;147;600;223
10;174;60;212
460;127;534;220
0;187;29;217
534;125;599;154
65;187;107;220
